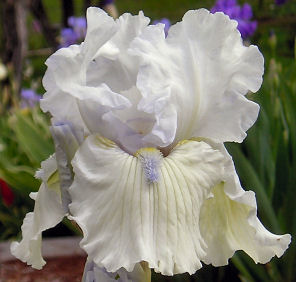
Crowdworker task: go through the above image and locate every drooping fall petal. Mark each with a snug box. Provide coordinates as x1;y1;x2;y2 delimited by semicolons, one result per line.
199;142;291;266
10;156;65;269
69;135;226;275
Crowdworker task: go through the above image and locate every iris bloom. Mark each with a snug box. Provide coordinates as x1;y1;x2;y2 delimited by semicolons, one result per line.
11;7;290;281
20;89;41;108
60;17;87;48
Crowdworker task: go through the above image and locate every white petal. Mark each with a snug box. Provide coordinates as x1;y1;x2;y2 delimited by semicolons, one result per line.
131;25;177;147
41;8;126;134
82;260;150;282
83;260;117;282
199;143;291;266
11;156;65;269
41;45;89;133
35;154;57;181
42;57;131;135
86;8;147;92
90;11;150;91
69;135;225;275
41;8;154;153
85;10;149;95
82;7;117;63
101;86;175;153
97;89;149;153
131;9;263;144
42;46;123;109
50;123;84;211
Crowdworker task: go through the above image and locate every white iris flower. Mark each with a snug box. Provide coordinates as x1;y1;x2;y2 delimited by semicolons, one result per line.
11;7;291;281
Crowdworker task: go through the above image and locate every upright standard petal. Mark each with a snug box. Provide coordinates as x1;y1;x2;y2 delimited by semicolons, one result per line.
199;143;291;266
41;8;128;135
41;44;131;136
69;135;226;275
41;8;157;153
10;155;65;269
82;7;117;64
131;9;264;145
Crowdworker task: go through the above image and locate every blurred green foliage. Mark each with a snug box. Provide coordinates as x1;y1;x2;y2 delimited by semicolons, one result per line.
0;108;54;195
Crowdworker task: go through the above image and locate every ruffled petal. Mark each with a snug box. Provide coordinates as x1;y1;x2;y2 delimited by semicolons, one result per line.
41;8;155;153
42;52;131;135
41;45;89;133
10;155;65;269
79;12;152;152
199;143;291;266
34;153;58;182
131;9;263;145
88;11;150;92
82;7;117;63
131;24;177;147
40;8;127;135
69;135;225;275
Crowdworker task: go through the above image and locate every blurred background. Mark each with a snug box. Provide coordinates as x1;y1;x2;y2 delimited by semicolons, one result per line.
0;0;295;281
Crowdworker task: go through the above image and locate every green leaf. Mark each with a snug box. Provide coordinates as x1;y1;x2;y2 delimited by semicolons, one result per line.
10;111;54;165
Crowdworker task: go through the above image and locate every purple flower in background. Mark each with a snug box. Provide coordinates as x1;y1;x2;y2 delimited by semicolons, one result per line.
275;0;287;5
60;28;78;47
68;17;87;37
211;0;257;39
152;18;171;36
21;89;41;108
60;17;87;48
